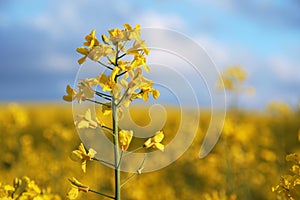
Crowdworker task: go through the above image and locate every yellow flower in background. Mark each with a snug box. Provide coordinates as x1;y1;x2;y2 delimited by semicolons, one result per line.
144;131;165;151
63;85;77;102
0;177;61;200
119;130;133;151
224;65;247;82
84;29;99;48
70;143;97;173
216;65;248;91
67;187;79;200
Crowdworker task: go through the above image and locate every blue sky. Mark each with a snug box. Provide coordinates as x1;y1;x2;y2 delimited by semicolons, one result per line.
0;0;299;108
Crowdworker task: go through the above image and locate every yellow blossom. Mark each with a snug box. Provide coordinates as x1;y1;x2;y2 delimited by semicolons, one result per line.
108;28;125;44
124;23;141;40
76;47;89;64
67;177;89;200
130;55;150;72
75;109;100;129
117;60;130;71
88;44;114;61
63;85;77;102
216;65;247;91
67;187;79;200
119;130;133;151
110;67;121;84
101;103;112;115
70;143;97;173
139;85;160;101
144;131;165;151
76;77;100;102
98;73;113;92
127;40;149;56
84;29;99;48
101;34;109;44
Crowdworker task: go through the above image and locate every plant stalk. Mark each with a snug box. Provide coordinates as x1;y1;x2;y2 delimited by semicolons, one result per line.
112;97;121;200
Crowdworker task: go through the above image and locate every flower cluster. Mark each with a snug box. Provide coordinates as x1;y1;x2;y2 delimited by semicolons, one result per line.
216;65;254;95
63;24;164;199
0;176;60;200
63;24;159;107
272;153;300;199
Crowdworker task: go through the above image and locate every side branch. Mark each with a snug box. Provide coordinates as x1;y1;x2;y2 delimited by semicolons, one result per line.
89;189;115;199
86;99;109;106
97;61;114;70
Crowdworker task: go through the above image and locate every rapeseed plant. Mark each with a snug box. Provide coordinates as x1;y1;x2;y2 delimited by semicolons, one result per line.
63;24;163;200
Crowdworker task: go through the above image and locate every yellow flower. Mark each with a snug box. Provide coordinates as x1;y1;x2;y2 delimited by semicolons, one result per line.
101;103;112;115
108;28;125;44
70;143;97;173
84;29;99;48
76;47;89;64
67;187;79;200
101;34;109;44
88;44;115;61
75;109;100;129
152;89;160;99
144;131;165;151
110;67;121;85
127;40;149;56
139;85;160;101
67;177;89;199
124;23;141;40
119;130;133;151
216;65;248;91
98;73;113;92
130;55;150;72
117;60;130;71
63;85;77;102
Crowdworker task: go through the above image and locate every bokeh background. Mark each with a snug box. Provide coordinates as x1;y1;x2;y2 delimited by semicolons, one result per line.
1;1;300;200
0;0;299;108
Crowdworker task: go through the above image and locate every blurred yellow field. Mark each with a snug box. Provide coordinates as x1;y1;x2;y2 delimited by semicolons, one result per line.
1;102;299;199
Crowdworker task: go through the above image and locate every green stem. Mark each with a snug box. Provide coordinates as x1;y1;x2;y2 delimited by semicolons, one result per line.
120;173;137;188
89;189;115;199
97;61;114;70
95;91;112;101
123;146;143;156
92;157;114;167
86;98;108;106
112;97;121;200
120;154;146;188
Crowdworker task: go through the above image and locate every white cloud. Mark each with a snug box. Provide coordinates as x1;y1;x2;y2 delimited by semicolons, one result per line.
269;56;300;83
31;1;84;38
194;36;231;68
42;53;76;73
134;11;185;30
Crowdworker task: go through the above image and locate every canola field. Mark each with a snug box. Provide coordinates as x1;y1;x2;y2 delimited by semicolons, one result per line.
0;102;300;200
